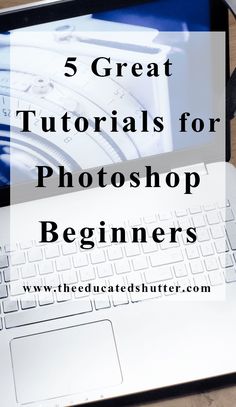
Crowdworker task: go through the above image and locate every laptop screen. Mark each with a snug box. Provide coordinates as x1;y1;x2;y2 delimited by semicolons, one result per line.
0;0;219;188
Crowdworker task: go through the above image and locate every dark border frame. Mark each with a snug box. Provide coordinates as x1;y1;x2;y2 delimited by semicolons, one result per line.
0;0;230;207
0;1;234;405
78;372;236;407
0;0;163;30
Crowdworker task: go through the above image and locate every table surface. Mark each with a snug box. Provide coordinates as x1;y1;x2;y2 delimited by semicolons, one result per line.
1;1;236;406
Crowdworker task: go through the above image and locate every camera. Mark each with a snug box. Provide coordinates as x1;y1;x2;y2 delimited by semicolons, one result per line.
0;15;173;186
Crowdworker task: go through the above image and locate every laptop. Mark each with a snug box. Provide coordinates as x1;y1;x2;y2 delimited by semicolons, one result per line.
0;0;236;406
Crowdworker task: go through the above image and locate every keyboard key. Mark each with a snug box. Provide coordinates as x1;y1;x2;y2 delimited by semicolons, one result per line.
61;242;77;255
145;266;172;283
35;240;46;247
74;283;90;299
206;211;220;225
21;264;37;279
219;253;233;268
226;222;236;250
143;215;156;224
96;239;111;249
38;291;54;306
21;295;37;310
39;292;54;306
97;263;113;278
4;267;19;282
11;252;26;266
195;227;210;242
174;264;188;278
127;272;143;287
73;253;88;268
90;250;106;265
124;244;140;257
150;249;183;267
25;277;42;291
94;294;111;310
79;266;96;282
56;257;71;272
44;274;60;287
189;206;202;214
132;256;148;271
194;274;208;287
142;241;158;253
205;256;218;271
62;269;77;285
5;243;17;252
56;291;71;303
112;291;129;306
0;318;2;330
5;299;93;329
20;240;33;250
209;270;223;286
158;211;172;221
44;245;60;259
214;239;229;254
160;240;179;250
204;203;216;212
220;208;234;222
224;268;236;283
3;299;18;313
28;248;43;262
0;255;9;268
190;259;204;274
38;261;54;275
200;242;214;257
211;224;224;239
115;259;131;274
10;281;24;296
218;199;230;208
0;285;8;299
175;209;188;217
177;217;192;231
186;246;199;260
107;246;123;261
192;214;206;228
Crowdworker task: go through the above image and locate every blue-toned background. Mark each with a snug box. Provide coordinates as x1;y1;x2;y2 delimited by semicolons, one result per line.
95;0;210;31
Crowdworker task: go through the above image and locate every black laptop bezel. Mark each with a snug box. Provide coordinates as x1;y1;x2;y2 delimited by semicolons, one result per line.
0;0;230;208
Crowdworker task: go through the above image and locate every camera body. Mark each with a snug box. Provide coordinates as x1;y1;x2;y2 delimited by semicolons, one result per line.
0;16;173;185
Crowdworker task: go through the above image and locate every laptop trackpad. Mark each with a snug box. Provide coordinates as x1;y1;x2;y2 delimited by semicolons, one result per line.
10;320;122;404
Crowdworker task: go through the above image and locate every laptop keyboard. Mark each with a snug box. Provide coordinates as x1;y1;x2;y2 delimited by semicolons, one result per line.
0;200;236;330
